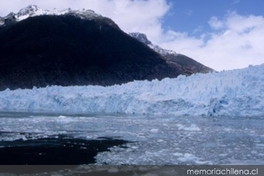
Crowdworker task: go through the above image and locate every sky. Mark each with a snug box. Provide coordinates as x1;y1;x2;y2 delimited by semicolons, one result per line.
0;0;263;71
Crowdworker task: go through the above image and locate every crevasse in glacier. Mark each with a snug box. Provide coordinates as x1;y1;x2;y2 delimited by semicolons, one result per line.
0;64;263;116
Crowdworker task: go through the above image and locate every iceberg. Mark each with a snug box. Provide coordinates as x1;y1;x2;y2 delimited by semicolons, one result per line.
0;64;264;117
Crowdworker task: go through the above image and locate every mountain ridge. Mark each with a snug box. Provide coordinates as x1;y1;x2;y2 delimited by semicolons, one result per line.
0;5;213;90
129;32;213;74
0;5;102;26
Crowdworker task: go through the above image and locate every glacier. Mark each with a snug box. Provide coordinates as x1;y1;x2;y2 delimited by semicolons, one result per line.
0;64;264;117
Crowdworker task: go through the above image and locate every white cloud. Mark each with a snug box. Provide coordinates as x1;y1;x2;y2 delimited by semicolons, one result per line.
193;25;204;34
0;0;263;71
232;0;240;5
209;16;225;30
160;12;264;71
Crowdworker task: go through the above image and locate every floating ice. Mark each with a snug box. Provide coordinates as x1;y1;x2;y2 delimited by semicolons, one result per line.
176;124;201;131
0;113;264;164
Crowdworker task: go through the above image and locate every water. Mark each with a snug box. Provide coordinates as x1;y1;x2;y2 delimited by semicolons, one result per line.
0;111;264;165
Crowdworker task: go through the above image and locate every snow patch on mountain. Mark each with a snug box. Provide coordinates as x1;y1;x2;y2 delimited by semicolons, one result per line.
0;64;263;117
0;5;101;26
129;32;177;55
0;19;4;25
129;32;152;45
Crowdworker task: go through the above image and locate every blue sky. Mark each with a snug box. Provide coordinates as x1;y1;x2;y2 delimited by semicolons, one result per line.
0;0;263;71
164;0;264;36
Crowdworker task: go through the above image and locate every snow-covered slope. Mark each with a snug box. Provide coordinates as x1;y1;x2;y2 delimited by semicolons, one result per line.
0;64;263;117
129;32;177;55
0;5;101;26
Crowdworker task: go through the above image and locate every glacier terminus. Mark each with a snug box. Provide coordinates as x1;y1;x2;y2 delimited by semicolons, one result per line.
0;64;263;117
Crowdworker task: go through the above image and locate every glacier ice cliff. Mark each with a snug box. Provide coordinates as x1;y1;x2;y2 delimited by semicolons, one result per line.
0;64;263;117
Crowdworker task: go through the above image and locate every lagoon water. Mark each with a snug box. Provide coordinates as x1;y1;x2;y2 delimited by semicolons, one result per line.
0;111;264;165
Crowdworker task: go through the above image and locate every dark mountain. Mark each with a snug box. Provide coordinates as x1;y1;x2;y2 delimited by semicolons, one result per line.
162;53;213;75
0;6;213;90
0;14;182;90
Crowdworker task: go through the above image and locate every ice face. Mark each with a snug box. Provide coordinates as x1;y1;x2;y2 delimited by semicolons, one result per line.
0;64;264;117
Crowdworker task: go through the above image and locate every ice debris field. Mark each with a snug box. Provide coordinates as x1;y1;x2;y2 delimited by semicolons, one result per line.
0;64;264;117
1;113;264;165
